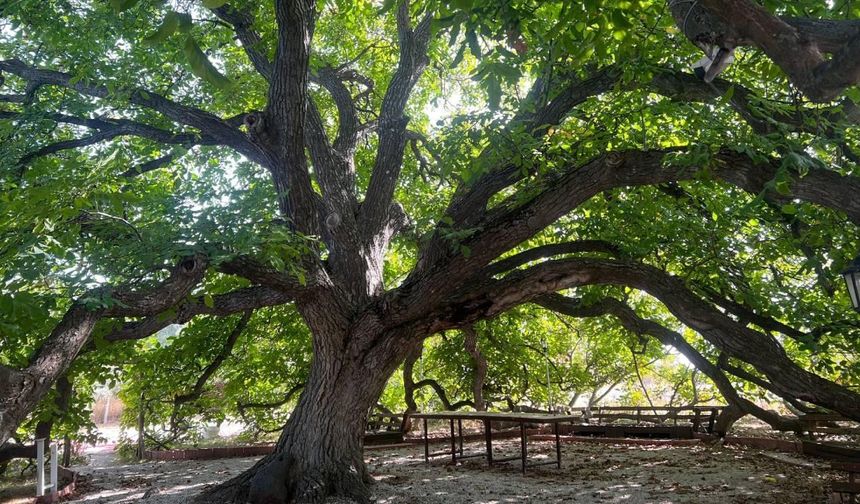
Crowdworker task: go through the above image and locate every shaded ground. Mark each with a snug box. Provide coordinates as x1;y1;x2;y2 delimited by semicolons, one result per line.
0;473;36;504
61;438;845;503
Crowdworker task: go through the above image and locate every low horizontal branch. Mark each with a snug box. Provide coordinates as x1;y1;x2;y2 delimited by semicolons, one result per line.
104;286;292;342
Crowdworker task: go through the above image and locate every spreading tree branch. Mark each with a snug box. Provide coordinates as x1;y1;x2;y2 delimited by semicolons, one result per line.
699;286;809;342
485;240;622;277
359;1;433;239
412;379;474;411
535;294;801;432
216;254;322;293
313;67;363;157
0;255;209;446
121;149;189;178
104;286;292;342
440;256;860;420
0;110;214;175
211;4;273;81
716;353;814;414
399;148;860;327
0;59;263;164
169;311;253;431
440;66;622;232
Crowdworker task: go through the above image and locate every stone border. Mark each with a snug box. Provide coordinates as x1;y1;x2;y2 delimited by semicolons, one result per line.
723;436;804;453
142;441;426;462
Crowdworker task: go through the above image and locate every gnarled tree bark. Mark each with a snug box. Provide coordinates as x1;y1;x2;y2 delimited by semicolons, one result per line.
463;326;488;411
197;324;419;504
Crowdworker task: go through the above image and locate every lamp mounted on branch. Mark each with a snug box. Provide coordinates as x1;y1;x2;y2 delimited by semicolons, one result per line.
669;0;743;82
842;255;860;313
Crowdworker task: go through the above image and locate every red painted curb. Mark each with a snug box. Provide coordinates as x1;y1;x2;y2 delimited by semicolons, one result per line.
144;444;275;461
723;437;803;453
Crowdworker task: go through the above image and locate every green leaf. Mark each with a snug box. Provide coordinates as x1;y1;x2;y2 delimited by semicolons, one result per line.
203;294;215;309
450;43;467;68
182;36;233;89
775;180;791;195
486;76;502;110
379;0;398;14
466;29;481;59
201;0;228;8
109;0;141;12
144;11;190;45
781;204;797;215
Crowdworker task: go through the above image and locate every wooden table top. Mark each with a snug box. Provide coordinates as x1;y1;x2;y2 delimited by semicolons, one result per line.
411;411;580;423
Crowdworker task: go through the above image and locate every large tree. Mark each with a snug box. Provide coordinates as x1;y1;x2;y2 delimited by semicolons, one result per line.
2;0;860;502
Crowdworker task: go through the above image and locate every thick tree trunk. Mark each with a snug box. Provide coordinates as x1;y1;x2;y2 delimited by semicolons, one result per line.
199;327;413;504
463;326;487;411
400;346;422;433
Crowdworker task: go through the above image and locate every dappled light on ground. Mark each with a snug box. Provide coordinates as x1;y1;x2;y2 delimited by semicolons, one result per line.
65;440;838;503
68;453;258;503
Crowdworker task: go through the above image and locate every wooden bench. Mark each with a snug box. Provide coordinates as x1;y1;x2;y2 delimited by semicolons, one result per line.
801;414;860;438
567;406;726;434
366;411;403;432
365;409;405;445
831;462;860;504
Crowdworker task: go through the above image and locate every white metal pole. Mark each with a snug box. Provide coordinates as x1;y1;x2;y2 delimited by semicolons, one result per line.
103;394;111;425
50;442;58;497
36;438;44;497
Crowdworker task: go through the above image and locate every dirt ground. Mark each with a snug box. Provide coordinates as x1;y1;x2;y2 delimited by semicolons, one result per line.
57;438;847;504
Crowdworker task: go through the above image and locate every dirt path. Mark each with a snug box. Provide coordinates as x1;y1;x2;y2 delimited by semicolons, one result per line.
66;440;842;503
68;448;258;503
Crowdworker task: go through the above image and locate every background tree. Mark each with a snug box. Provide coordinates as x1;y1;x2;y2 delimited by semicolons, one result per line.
2;0;860;502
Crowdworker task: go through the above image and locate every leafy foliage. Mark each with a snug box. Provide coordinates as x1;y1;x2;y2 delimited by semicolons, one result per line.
1;0;859;449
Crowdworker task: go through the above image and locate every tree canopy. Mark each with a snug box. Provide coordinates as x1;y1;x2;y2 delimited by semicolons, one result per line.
1;0;860;502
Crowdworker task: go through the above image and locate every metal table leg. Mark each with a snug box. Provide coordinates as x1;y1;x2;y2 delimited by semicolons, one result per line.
458;418;464;456
450;418;456;463
554;422;561;469
423;418;429;462
520;422;527;474
484;419;493;466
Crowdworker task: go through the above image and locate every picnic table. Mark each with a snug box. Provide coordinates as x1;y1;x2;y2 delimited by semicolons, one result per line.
410;411;579;473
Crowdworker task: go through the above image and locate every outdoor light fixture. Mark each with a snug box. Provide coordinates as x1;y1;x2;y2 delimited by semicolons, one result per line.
842;254;860;313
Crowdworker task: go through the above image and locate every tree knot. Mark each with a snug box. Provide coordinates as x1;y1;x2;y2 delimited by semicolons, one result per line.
606;152;625;168
177;253;207;275
244;112;275;147
325;212;342;231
